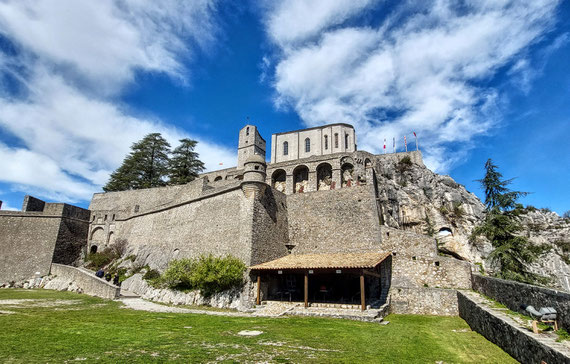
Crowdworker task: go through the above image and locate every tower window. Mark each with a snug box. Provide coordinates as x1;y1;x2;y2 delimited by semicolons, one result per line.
334;133;339;148
345;133;349;149
324;135;328;150
246;127;250;136
305;138;310;153
283;141;288;156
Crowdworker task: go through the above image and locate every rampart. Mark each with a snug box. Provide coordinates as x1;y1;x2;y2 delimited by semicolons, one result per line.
286;184;382;254
472;274;570;331
0;198;90;283
458;291;570;364
48;263;120;300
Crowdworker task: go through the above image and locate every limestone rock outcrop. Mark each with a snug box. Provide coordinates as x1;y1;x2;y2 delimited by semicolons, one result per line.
373;157;570;291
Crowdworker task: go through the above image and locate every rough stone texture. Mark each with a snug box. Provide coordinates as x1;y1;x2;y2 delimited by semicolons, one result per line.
287;184;382;254
472;274;570;331
46;263;119;300
389;287;459;316
121;274;246;310
391;255;472;289
22;195;46;211
380;227;437;257
0;200;89;283
458;291;570;364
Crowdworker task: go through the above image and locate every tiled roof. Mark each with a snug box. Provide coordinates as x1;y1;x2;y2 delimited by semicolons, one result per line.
249;252;391;270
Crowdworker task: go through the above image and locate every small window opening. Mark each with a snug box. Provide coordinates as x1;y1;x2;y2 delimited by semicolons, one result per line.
254;166;260;170
134;205;140;213
345;133;349;149
334;133;339;148
112;214;115;221
283;141;289;156
104;214;107;221
435;261;440;267
412;256;416;261
246;127;250;136
305;138;310;153
90;245;98;254
324;135;328;150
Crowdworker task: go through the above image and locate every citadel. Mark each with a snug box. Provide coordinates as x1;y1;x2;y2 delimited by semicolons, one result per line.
0;123;473;313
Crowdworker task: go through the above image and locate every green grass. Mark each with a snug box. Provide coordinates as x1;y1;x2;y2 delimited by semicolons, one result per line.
0;289;516;363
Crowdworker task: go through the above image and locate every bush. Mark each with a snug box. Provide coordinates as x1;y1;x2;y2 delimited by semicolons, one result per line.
396;156;412;173
142;269;161;281
563;210;570;219
159;255;246;296
86;248;116;270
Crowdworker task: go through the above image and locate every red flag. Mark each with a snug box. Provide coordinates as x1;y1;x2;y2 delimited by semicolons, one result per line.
219;162;224;165
413;131;416;137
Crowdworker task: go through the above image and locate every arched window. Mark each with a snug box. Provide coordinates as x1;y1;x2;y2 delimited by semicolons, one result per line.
283;141;289;155
334;133;339;148
345;133;349;149
305;138;310;153
324;135;328;150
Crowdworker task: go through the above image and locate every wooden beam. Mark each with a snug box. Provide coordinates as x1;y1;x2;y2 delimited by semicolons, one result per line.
363;269;381;278
304;271;309;308
256;275;261;305
360;271;366;311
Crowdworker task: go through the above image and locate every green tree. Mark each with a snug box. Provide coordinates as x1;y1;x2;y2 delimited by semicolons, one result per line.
168;138;205;185
471;159;547;284
103;133;171;191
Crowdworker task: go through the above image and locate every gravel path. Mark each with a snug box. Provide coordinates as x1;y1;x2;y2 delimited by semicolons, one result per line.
118;298;253;317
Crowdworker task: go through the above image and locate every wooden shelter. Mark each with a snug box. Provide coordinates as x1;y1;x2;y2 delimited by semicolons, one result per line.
250;252;391;311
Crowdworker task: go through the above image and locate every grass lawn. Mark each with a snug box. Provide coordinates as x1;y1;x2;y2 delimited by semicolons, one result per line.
0;289;515;363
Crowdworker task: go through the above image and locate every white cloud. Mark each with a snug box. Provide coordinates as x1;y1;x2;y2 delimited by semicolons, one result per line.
0;0;234;203
263;0;560;171
0;0;218;93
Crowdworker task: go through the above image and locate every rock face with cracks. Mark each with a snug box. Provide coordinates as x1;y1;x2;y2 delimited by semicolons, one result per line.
373;157;570;291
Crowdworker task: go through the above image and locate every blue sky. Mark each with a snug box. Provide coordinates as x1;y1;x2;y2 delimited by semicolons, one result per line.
0;0;568;214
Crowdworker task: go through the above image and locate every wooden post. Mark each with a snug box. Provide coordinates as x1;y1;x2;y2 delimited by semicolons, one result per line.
360;270;366;311
304;271;309;308
256;275;261;305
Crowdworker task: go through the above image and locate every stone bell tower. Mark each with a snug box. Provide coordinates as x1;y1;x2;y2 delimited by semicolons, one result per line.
237;125;266;169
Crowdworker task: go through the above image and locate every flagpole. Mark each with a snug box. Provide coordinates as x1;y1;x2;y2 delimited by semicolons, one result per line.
392;137;395;153
404;136;407;152
414;132;418;151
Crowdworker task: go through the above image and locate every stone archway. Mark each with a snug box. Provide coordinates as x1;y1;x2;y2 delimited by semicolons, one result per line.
271;169;286;193
91;227;105;247
341;163;354;187
293;165;309;193
316;163;333;191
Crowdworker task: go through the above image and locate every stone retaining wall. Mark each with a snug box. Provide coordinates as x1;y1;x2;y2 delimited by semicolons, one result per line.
458;291;569;364
472;274;570;330
389;287;459;315
48;264;119;300
391;255;472;289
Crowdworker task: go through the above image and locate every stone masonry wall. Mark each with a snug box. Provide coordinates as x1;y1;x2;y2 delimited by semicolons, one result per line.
250;188;289;266
47;263;120;300
391;255;472;289
390;287;459;316
0;214;61;282
472;274;570;331
458;291;569;364
380;226;437;257
110;186;254;271
286;184;382;254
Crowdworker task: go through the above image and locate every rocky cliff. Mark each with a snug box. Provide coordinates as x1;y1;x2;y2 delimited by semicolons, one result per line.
373;155;570;291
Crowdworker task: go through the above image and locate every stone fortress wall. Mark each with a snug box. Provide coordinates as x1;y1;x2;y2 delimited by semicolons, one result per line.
0;197;90;283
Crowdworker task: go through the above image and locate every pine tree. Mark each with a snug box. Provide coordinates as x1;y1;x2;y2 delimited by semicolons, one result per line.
168;138;205;185
472;159;547;284
103;133;171;192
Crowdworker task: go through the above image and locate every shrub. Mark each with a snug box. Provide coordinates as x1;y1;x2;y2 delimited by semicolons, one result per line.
86;248;116;270
110;238;128;257
142;269;161;281
563;210;570;219
452;202;465;218
159;255;246;296
396;156;412;173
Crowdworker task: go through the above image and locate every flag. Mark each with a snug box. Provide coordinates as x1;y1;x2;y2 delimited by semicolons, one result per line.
383;138;386;154
404;136;407;152
393;137;395;153
219;162;224;165
413;131;416;137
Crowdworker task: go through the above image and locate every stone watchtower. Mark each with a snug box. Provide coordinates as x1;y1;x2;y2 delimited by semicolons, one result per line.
237;125;266;170
241;154;267;197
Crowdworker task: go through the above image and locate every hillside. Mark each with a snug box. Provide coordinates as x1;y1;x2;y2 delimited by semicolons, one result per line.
373;155;570;291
